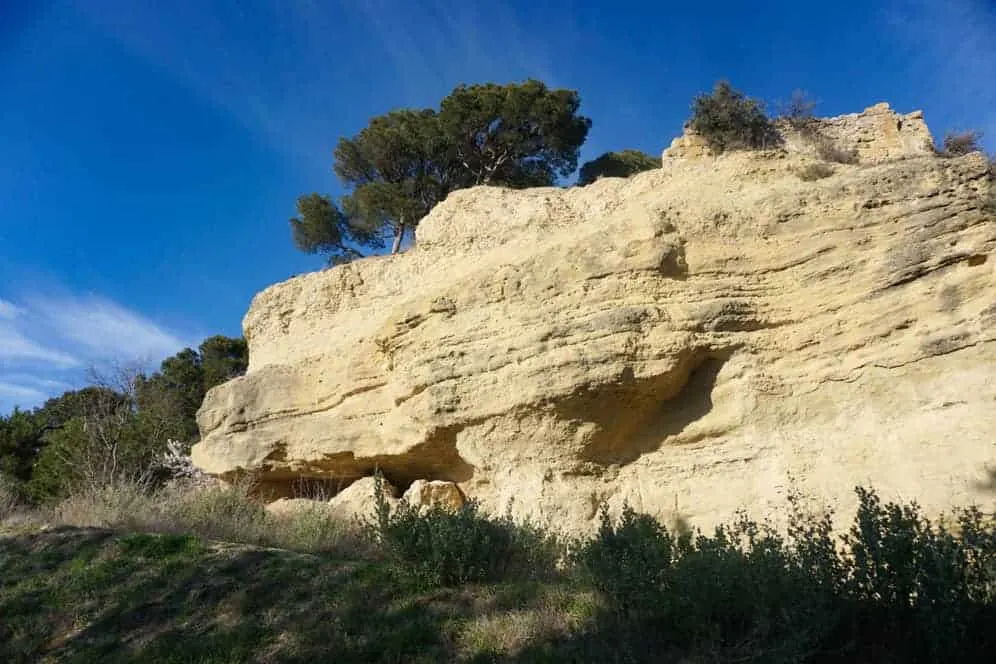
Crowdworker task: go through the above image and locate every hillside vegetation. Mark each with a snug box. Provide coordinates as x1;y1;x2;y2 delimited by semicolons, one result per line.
2;475;995;663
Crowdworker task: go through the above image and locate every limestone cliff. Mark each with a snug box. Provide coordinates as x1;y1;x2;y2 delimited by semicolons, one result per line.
192;103;996;534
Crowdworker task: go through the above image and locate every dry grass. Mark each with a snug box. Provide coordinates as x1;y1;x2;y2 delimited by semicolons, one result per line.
942;130;984;157
456;586;598;658
815;137;859;164
48;477;373;557
795;163;835;181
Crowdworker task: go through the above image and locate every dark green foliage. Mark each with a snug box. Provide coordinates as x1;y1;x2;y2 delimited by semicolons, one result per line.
571;486;996;662
438;79;592;187
25;394;164;502
135;334;248;444
688;80;781;153
198;335;249;391
20;385;142;502
289;193;378;266
837;487;996;661
577;149;659;185
571;504;677;615
333;109;455;256
0;408;43;488
367;475;560;588
35;386;129;430
0;335;247;503
292;79;592;264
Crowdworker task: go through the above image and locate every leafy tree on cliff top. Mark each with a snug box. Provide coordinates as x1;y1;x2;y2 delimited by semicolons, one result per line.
335;108;455;255
290;193;377;267
291;80;592;265
578;149;659;185
438;79;592;188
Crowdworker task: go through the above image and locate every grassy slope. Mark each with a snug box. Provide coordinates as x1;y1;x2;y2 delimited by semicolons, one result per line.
0;528;599;664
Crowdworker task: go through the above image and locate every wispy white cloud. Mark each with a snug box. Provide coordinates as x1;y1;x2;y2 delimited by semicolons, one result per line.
0;298;21;320
72;0;354;172
0;327;79;367
71;0;568;175
349;0;562;104
885;0;996;151
0;382;47;403
0;291;191;414
31;295;186;361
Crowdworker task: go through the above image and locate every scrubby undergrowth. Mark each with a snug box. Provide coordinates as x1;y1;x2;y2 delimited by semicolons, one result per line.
1;480;994;663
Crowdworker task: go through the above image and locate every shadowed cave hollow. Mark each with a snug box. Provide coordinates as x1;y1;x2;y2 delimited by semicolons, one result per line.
249;353;729;500
567;351;731;466
251;427;476;501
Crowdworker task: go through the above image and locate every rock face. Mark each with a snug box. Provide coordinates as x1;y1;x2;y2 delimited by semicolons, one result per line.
664;102;936;163
193;103;996;535
403;479;466;511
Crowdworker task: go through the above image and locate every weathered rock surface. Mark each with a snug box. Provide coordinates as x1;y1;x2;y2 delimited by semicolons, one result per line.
664;102;935;163
193;104;995;535
403;479;466;511
326;476;397;522
265;476;399;523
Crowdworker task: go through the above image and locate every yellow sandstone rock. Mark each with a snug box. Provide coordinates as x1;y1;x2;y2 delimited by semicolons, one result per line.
192;103;995;535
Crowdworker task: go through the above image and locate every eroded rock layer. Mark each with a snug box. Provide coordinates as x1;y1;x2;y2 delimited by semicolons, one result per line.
193;104;996;534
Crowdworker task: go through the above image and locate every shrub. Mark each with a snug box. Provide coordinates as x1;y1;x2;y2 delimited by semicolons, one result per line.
26;409;167;503
838;487;996;661
577;150;659;185
796;163;835;181
688;80;781;153
942;130;984;157
569;487;996;661
777;89;818;129
163;479;272;544
571;503;678;616
366;475;561;587
815;137;859;164
275;501;369;555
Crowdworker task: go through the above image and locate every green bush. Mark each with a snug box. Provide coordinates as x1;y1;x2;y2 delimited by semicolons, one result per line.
577;150;659;185
366;475;561;587
571;503;679;616
838;487;996;661
570;487;996;661
688;80;781;153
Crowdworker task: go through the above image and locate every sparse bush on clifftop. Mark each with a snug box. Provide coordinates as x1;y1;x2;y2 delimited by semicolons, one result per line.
815;137;860;164
688;80;782;153
776;89;818;129
941;130;984;157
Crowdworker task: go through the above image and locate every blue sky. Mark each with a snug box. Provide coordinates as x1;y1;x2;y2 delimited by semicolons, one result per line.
1;0;994;415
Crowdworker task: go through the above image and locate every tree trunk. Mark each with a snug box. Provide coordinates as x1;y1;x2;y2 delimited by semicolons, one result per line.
391;216;406;254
